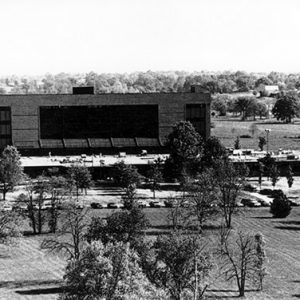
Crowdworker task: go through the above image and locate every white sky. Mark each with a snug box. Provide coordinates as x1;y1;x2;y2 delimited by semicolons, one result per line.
0;0;300;75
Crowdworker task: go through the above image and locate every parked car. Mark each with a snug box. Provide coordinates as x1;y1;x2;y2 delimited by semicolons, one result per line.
137;200;147;208
241;198;261;207
90;202;103;209
288;199;300;207
149;201;164;208
0;203;13;212
107;202;119;209
75;202;84;209
13;203;28;212
41;200;52;210
258;199;271;207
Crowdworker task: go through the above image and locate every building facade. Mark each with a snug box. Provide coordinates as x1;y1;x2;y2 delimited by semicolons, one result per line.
0;86;211;154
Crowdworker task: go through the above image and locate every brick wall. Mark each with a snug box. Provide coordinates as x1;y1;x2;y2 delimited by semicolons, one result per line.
0;92;211;148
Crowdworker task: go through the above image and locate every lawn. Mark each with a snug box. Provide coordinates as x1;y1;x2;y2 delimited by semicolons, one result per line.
212;116;300;150
0;178;299;300
0;204;299;299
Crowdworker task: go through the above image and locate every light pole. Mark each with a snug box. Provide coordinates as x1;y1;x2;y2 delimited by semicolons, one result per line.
265;129;271;153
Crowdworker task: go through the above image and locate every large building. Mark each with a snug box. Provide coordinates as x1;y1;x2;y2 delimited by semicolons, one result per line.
0;86;211;155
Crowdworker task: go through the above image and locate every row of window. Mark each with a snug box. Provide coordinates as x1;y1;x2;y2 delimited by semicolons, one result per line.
0;104;207;148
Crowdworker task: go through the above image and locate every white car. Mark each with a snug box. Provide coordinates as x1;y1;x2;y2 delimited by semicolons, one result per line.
41;200;52;210
137;200;148;208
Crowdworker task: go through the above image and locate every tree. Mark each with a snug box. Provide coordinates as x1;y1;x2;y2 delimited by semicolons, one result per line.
16;177;38;234
234;96;258;120
165;121;203;181
185;170;219;230
258;153;276;179
218;229;267;297
270;191;291;218
234;136;241;150
86;206;149;247
258;136;266;151
213;159;248;228
286;164;294;189
211;94;228;116
32;176;49;234
147;157;163;199
113;161;142;209
269;164;280;189
256;102;268;119
167;197;191;230
253;233;267;291
59;241;166;300
154;232;213;300
67;165;92;199
113;161;141;190
0;211;22;246
0;146;23;200
47;176;71;233
272;92;300;123
41;204;89;260
249;123;258;137
258;162;264;190
201;136;227;167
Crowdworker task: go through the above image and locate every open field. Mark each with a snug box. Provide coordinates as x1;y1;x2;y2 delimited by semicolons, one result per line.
0;206;299;299
212;117;300;150
0;178;299;300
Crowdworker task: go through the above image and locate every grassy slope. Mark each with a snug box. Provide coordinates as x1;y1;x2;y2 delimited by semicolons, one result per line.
211;117;300;150
0;206;299;299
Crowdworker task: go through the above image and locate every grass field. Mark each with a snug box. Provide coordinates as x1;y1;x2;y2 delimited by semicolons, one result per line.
212;116;300;150
0;204;299;299
0;177;299;300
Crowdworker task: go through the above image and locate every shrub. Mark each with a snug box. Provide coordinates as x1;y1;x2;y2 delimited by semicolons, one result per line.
270;191;292;218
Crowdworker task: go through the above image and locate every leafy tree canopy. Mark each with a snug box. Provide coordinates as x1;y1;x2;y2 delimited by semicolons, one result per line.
272;92;300;123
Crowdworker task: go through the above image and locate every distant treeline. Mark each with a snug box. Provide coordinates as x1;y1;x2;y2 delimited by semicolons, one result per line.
1;71;300;94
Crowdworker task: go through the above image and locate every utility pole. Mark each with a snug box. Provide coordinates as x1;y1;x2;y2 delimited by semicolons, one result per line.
265;129;271;153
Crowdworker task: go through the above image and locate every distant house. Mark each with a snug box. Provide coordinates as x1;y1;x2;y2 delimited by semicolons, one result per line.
263;85;279;97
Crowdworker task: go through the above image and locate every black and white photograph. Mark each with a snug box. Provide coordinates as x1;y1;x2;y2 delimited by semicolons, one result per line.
0;0;299;299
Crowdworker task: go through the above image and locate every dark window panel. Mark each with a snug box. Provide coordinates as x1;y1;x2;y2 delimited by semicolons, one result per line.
40;105;159;139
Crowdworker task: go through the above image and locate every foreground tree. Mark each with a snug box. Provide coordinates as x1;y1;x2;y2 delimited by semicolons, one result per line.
59;241;166;300
86;205;149;247
272;92;300;123
41;204;89;259
218;229;267;297
0;211;22;246
213;159;248;228
154;232;213;300
185;170;219;230
47;176;71;233
253;233;267;291
164;121;203;181
0;146;23;200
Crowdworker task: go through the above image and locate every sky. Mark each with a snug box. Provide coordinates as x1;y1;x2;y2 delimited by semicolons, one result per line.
0;0;300;75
